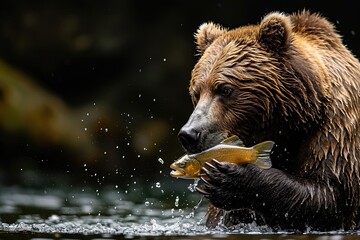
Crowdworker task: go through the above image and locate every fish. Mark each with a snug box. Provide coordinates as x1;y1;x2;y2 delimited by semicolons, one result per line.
170;135;275;179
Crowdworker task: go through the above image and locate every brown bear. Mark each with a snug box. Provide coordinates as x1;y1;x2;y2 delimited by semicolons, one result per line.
178;10;360;231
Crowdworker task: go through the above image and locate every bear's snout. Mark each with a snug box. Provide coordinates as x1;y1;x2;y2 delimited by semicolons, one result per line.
178;97;227;153
178;125;200;153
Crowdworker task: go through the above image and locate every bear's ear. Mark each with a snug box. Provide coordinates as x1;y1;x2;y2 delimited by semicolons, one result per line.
195;22;227;54
258;12;292;53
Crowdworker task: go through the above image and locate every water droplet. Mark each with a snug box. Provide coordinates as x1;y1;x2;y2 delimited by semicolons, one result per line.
105;128;108;132
175;196;179;207
155;182;161;188
145;201;150;206
84;127;87;131
163;58;167;62
48;215;60;223
187;179;200;192
158;158;164;164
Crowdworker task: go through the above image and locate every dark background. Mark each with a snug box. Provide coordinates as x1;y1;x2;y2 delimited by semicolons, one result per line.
0;0;358;187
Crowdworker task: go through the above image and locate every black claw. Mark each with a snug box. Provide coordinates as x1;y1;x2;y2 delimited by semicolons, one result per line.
196;186;209;196
200;176;211;186
204;162;217;170
201;166;211;176
211;159;222;166
202;166;216;181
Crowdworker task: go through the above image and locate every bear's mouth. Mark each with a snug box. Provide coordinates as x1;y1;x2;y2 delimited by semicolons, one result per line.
189;131;232;154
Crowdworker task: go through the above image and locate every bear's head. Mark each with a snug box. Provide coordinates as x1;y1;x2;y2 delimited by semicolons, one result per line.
179;12;326;154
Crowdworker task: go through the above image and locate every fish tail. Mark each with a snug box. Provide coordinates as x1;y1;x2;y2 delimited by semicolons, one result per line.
252;141;275;169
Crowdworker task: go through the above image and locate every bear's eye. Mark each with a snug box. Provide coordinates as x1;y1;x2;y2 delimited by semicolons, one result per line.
192;91;200;104
217;85;233;98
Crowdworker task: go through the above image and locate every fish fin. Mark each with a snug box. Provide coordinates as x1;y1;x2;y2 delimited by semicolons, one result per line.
252;141;275;169
220;135;244;146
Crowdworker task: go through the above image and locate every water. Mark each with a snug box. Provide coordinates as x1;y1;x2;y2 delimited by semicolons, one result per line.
0;185;359;239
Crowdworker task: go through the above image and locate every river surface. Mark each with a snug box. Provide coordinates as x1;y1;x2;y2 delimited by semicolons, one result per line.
0;181;360;240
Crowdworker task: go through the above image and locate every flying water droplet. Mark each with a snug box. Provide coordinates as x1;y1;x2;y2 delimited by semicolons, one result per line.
174;196;179;207
188;179;200;192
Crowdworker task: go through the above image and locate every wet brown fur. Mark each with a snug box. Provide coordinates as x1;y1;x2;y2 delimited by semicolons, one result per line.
189;11;360;230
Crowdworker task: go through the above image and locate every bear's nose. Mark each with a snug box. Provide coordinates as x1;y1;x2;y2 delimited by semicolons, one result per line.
178;126;200;152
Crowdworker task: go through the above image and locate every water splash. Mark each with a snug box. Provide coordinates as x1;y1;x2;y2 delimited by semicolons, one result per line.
0;186;351;238
188;179;200;192
0;185;211;236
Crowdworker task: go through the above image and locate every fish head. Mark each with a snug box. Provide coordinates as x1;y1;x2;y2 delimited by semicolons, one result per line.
170;160;187;178
170;156;201;179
